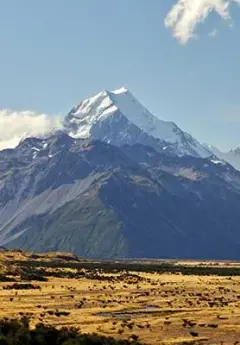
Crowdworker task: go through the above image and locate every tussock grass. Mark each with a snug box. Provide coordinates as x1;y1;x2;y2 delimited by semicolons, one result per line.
0;250;238;344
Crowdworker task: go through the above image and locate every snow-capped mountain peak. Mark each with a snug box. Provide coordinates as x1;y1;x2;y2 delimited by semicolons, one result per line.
230;146;240;155
65;87;211;158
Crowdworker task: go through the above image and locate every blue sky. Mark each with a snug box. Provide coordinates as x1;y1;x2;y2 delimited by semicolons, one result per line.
0;0;240;150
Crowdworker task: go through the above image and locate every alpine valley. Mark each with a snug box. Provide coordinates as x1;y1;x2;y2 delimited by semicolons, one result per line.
1;87;240;259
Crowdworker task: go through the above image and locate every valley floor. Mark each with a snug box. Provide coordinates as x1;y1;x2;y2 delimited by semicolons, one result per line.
0;251;239;345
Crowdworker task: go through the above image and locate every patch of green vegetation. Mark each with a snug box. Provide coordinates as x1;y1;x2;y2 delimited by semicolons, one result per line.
3;283;40;290
6;193;128;259
12;258;240;277
0;317;143;345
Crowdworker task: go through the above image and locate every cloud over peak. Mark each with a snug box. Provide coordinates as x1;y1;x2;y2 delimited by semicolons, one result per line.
165;0;240;44
0;110;63;150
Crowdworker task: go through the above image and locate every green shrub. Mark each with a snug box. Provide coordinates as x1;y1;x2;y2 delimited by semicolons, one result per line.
0;318;143;345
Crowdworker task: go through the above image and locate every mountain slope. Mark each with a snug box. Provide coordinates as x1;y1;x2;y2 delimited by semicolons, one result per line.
65;87;211;158
1;133;240;259
206;144;240;170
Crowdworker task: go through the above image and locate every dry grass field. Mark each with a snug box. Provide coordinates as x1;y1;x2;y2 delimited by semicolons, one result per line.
0;250;239;345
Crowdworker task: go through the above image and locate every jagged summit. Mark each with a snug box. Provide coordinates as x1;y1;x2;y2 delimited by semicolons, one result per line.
65;87;211;158
206;144;240;170
230;147;240;155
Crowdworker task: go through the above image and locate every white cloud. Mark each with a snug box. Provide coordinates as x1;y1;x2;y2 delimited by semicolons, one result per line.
165;0;240;44
0;110;63;150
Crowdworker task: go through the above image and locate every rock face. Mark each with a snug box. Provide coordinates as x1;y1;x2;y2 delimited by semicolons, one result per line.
1;131;240;259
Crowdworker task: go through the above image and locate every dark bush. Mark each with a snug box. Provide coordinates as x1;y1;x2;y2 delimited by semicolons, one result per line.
0;318;143;345
0;275;16;283
13;259;240;277
3;283;40;290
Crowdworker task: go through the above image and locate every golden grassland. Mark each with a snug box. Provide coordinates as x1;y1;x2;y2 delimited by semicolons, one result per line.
0;250;239;345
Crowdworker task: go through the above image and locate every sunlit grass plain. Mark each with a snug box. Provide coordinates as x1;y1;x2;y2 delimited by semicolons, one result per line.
0;250;239;345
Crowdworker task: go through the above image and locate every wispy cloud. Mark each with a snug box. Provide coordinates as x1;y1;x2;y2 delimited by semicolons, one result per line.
208;28;218;38
165;0;240;44
0;110;63;150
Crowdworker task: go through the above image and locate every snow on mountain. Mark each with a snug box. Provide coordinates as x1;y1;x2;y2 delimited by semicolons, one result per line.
65;87;211;158
206;144;240;170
